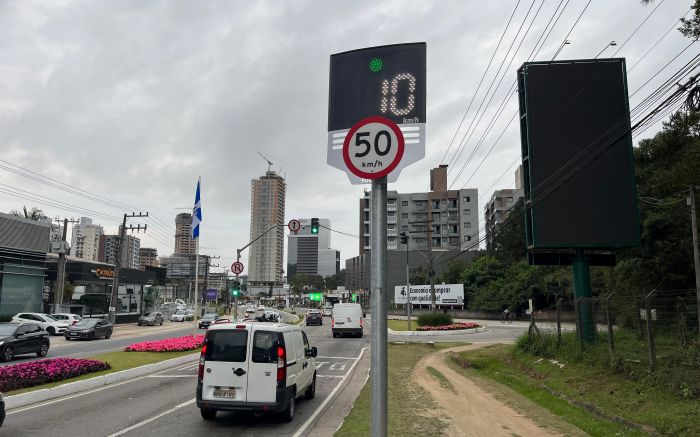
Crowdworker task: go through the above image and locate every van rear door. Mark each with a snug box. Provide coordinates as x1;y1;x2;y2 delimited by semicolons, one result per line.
201;328;249;402
246;328;281;403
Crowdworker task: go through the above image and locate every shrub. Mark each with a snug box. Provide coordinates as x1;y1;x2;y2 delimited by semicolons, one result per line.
416;322;479;331
0;358;110;392
0;315;12;323
417;313;453;327
125;335;204;352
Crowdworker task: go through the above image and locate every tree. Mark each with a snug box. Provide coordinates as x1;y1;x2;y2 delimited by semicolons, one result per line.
409;265;428;285
10;206;46;221
679;0;700;40
489;198;527;264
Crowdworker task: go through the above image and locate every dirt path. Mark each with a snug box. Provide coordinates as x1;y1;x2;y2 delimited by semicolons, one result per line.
412;344;580;437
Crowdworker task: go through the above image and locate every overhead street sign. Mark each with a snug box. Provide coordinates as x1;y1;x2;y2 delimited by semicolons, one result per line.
327;43;426;184
288;219;301;233
231;261;244;275
342;116;404;180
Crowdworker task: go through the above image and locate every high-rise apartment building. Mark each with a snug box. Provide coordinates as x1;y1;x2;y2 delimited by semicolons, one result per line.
138;247;159;269
359;166;479;254
174;213;197;256
287;218;340;279
99;233;141;269
70;217;103;261
484;167;524;249
248;171;286;285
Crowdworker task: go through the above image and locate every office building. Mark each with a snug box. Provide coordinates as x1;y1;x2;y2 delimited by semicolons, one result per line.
174;212;197;256
287;218;340;279
484;167;524;249
248;170;286;285
99;233;141;269
138;247;159;269
70;217;103;262
359;165;479;254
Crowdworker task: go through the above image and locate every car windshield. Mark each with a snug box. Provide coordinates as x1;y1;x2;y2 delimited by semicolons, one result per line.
75;319;99;327
174;310;185;315
0;325;18;336
202;314;216;320
145;312;158;317
42;314;57;321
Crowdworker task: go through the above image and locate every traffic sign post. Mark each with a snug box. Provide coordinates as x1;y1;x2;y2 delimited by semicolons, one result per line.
288;219;301;233
328;43;426;437
231;261;244;275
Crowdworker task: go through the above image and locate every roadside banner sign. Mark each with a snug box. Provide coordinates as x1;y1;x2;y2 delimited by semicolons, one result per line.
205;289;218;300
231;261;244;275
394;284;464;305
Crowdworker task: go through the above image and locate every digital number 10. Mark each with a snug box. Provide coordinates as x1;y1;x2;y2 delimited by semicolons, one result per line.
380;73;416;117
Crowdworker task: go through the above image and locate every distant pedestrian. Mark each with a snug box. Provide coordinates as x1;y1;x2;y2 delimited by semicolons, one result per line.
502;308;510;322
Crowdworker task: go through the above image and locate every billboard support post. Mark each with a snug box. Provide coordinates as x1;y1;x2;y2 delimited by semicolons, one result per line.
370;177;387;437
572;249;594;341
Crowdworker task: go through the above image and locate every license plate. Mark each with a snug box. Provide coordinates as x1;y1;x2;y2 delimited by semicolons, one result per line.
213;388;236;398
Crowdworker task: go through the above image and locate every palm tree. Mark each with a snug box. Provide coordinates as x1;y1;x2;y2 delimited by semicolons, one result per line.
9;206;46;221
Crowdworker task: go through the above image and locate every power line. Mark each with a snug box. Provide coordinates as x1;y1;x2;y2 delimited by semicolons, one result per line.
610;0;666;57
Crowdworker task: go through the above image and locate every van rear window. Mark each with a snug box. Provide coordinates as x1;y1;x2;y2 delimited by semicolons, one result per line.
252;331;279;363
206;330;248;362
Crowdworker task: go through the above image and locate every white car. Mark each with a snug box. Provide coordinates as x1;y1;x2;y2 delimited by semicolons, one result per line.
322;307;332;317
170;310;187;322
50;313;82;326
257;305;265;311
12;313;70;335
197;322;317;422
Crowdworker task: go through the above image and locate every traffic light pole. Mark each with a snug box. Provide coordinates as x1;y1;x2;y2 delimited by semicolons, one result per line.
370;177;387;437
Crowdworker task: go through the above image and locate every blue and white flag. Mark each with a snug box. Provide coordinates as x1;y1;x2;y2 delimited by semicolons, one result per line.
192;177;202;240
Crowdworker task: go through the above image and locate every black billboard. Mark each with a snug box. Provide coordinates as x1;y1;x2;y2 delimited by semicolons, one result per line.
518;59;640;249
329;43;426;131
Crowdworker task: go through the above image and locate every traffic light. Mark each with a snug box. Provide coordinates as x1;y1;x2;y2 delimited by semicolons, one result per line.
231;281;241;297
400;231;409;244
311;218;319;234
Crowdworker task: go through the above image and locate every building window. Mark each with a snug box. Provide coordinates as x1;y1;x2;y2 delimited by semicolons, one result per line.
432;200;440;210
402;201;408;206
432;212;440;222
451;225;459;233
449;237;459;246
388;199;396;205
506;197;513;204
448;211;458;221
449;199;457;208
441;212;448;221
463;196;471;203
388;223;396;230
401;225;408;232
464;235;472;241
388;211;396;217
464;222;472;229
401;213;409;219
388;236;396;243
463;209;471;215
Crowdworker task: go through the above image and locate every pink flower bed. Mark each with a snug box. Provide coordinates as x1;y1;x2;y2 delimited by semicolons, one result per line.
124;335;204;352
0;358;110;392
416;322;480;331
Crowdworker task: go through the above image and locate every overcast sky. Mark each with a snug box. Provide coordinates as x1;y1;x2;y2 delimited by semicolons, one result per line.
0;0;695;275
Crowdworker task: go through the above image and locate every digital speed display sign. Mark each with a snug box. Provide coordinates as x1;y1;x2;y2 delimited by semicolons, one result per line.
327;43;426;184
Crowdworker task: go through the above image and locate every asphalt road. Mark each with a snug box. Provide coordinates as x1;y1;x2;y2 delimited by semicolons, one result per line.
3;315;370;437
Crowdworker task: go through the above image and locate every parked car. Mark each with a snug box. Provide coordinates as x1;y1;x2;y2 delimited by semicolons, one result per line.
138;312;164;326
0;322;50;361
198;313;218;329
11;313;69;335
50;313;82;326
306;309;322;326
64;318;113;340
184;310;196;321
197;321;317;422
244;308;255;318
322;307;332;317
0;391;5;428
331;303;363;338
170;310;187;322
257;305;265;311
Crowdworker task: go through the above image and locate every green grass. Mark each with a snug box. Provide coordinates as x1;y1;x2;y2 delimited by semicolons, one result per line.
335;343;467;437
387;319;415;331
451;332;700;437
6;350;197;396
427;366;455;393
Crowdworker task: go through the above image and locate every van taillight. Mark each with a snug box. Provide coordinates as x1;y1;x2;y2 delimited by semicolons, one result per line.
331;318;334;328
277;344;286;383
198;344;207;380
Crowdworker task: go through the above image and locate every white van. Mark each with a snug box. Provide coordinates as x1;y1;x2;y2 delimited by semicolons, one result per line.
331;303;364;338
196;322;318;422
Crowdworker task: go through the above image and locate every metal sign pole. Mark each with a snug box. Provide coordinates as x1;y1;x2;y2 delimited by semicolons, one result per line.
370;177;387;437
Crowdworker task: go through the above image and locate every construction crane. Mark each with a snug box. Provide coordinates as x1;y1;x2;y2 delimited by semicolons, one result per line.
257;152;273;173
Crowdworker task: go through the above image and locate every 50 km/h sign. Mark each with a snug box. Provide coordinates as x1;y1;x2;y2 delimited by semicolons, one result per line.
230;261;244;275
343;116;404;179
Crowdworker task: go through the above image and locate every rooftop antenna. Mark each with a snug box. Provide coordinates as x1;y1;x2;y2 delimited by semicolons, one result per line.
257;152;273;173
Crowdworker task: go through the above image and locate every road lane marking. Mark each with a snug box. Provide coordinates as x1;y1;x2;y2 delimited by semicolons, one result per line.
146;375;195;378
291;347;367;437
317;356;357;360
328;363;346;371
316;375;345;379
315;361;328;370
106;398;196;436
7;358;198;415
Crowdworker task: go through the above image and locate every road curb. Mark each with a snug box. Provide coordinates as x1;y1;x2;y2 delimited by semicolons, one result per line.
5;353;199;410
387;326;487;336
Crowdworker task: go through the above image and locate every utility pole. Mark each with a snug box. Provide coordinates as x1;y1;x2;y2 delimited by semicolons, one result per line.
109;212;148;323
53;217;79;312
689;185;700;336
400;231;411;330
426;206;436;311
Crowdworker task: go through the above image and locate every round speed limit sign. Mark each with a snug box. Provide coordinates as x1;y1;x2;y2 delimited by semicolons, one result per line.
342;116;405;180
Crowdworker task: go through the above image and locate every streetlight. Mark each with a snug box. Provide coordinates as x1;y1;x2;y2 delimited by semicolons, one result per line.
594;40;617;59
552;39;571;60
